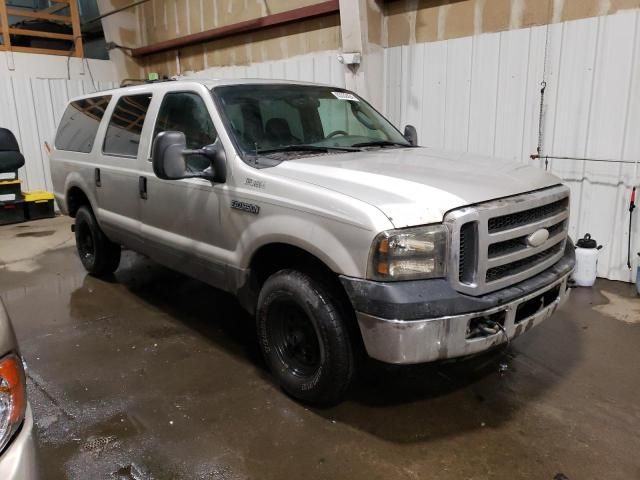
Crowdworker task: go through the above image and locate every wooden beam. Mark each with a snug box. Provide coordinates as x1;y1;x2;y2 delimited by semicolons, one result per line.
8;28;74;41
0;1;11;51
67;0;83;57
10;45;73;56
6;7;72;23
44;2;70;15
132;0;340;57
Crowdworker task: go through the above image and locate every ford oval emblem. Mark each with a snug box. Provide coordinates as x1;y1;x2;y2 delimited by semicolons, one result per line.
527;228;550;247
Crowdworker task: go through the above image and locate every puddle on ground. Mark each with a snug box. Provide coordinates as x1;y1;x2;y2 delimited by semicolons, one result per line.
1;258;40;273
593;290;640;324
15;230;55;237
114;463;153;480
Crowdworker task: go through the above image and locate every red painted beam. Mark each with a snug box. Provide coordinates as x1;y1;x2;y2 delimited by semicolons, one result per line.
132;0;340;57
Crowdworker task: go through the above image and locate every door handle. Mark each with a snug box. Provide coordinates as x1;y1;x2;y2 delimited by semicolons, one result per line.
139;176;147;199
94;168;101;187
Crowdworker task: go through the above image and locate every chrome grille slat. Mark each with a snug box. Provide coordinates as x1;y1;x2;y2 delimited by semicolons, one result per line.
487;210;569;243
445;186;570;296
488;220;566;258
487;232;565;269
486;243;565;283
488;198;569;232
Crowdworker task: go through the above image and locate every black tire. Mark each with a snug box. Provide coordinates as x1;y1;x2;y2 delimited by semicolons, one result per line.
74;205;121;276
257;269;355;406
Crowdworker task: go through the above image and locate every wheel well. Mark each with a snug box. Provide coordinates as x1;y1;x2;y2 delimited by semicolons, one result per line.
250;244;333;285
248;243;353;313
67;187;91;218
247;243;364;354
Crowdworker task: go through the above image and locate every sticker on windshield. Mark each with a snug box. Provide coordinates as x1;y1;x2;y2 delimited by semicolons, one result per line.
332;91;359;102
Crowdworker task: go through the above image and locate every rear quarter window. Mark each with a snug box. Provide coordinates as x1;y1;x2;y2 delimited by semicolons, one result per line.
55;96;112;153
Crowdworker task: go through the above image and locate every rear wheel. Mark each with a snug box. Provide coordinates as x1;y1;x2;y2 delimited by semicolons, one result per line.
257;269;354;406
75;206;121;276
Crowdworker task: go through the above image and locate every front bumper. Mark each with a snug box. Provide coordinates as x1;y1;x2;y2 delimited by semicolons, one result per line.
341;244;575;365
0;406;39;479
356;273;571;364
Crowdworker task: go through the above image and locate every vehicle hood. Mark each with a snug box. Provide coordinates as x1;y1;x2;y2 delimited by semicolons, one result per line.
274;147;562;228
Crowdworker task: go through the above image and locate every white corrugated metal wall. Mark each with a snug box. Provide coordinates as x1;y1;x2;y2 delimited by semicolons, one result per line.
186;50;346;87
0;78;119;193
384;9;640;282
0;53;119;194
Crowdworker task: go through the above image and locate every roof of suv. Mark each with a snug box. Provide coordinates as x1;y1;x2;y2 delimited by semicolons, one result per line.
70;78;334;102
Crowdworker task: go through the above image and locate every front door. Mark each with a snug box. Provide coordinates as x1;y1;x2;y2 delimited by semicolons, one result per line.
139;89;226;288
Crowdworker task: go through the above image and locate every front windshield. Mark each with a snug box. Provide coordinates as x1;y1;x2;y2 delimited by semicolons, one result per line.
213;84;411;157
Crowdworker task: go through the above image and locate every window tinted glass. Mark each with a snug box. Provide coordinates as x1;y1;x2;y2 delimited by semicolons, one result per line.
103;94;152;157
55;96;111;153
153;92;217;171
214;85;409;156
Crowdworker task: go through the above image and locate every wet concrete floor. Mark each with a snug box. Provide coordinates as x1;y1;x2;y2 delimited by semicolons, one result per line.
1;217;639;479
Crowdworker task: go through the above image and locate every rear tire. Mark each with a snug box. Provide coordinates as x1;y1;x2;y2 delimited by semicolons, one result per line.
257;269;355;406
74;205;121;276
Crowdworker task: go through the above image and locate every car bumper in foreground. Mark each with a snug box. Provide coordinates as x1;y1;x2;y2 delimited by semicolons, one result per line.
0;405;39;480
356;273;571;364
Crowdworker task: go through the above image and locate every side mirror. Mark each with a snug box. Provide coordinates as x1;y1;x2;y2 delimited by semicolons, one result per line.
403;125;418;146
152;131;189;180
201;140;227;183
152;131;227;183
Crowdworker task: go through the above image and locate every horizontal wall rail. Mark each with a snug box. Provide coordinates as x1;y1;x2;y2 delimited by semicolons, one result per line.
131;0;340;57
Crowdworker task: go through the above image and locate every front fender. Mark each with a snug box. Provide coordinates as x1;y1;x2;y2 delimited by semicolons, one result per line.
237;214;371;278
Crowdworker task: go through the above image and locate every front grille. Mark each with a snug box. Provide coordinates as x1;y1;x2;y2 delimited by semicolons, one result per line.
488;198;568;233
486;242;564;282
446;186;570;296
488;220;567;258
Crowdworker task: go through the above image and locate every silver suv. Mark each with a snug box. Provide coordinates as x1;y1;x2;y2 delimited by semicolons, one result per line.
51;79;574;405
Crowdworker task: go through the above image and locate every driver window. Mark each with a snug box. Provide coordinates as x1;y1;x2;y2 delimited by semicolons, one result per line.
153;92;217;171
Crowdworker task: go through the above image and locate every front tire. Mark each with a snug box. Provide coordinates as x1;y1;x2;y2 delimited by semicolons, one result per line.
74;205;121;276
257;269;355;406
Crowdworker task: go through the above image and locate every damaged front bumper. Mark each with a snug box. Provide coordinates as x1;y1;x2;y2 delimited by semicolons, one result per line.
341;245;575;364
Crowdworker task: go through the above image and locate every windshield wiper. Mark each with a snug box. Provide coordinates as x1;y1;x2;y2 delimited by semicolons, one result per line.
256;144;360;154
351;140;412;148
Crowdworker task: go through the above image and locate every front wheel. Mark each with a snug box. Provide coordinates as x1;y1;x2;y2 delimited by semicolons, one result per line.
75;205;121;276
257;270;355;406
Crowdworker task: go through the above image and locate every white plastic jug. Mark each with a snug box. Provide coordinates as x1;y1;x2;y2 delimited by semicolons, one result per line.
572;234;602;287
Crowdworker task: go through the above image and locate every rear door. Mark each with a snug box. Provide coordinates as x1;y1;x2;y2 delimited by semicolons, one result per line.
95;91;153;252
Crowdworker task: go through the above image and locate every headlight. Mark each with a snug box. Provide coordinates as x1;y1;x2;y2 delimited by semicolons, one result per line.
0;354;26;453
368;224;449;281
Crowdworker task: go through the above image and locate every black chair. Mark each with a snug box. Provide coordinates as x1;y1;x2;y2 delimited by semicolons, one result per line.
0;128;25;174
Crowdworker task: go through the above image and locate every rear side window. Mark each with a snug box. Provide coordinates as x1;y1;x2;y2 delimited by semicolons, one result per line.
103;94;152;157
55;96;111;153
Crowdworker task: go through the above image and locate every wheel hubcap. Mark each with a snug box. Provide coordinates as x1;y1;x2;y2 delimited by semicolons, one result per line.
269;301;321;377
76;222;95;263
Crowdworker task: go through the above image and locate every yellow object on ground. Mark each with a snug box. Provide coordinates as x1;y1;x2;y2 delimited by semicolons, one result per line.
23;190;55;220
23;190;54;202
